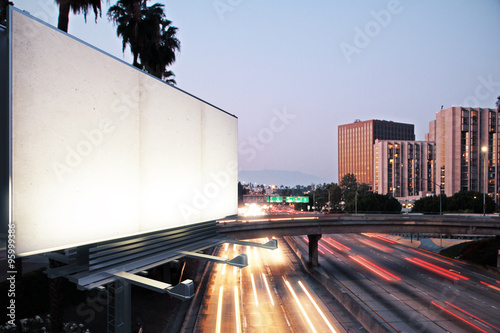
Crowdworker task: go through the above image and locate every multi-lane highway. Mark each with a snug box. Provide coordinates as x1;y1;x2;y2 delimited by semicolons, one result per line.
190;232;500;332
296;233;500;333
191;238;364;332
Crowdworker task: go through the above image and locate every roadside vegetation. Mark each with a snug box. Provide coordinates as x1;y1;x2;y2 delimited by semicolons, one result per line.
440;236;500;267
412;191;495;214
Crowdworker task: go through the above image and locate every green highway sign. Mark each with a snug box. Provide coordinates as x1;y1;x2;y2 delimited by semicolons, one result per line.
267;196;283;203
285;196;309;203
267;196;309;203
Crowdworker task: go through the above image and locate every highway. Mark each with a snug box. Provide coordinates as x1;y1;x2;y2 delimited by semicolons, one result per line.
192;238;364;332
295;233;500;333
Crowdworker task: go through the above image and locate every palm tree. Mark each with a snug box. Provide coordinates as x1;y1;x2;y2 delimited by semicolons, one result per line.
108;0;180;84
140;15;180;83
54;0;105;33
107;0;143;67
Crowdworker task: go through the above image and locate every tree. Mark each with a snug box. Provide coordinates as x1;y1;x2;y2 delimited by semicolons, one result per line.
412;194;447;214
340;173;357;204
141;15;180;83
447;190;494;214
238;181;248;206
345;192;401;213
108;0;180;84
54;0;105;33
326;182;342;210
496;96;500;109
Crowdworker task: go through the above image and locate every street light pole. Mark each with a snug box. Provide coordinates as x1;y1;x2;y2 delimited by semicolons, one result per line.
355;189;357;214
482;146;488;216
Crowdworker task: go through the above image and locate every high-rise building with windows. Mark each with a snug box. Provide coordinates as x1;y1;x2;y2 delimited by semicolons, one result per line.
426;106;500;203
338;119;415;186
373;140;435;198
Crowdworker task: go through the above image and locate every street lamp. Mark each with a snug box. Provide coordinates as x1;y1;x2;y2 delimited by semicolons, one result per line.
411;177;442;215
482;145;488;216
355;189;358;214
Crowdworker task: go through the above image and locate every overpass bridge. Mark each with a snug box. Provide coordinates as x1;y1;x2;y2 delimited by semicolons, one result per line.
217;214;500;266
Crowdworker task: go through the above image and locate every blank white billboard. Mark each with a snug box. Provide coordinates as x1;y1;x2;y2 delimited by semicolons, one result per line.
9;8;238;256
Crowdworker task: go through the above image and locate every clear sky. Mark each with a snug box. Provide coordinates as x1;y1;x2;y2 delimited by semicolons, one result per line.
11;0;500;183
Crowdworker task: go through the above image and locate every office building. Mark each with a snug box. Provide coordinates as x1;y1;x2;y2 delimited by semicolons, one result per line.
426;106;500;203
373;140;435;198
338;119;415;186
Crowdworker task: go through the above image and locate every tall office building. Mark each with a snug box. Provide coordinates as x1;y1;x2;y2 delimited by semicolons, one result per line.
373;140;435;198
338;120;415;186
426;106;500;203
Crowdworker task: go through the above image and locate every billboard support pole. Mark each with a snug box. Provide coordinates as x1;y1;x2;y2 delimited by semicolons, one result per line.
113;279;131;333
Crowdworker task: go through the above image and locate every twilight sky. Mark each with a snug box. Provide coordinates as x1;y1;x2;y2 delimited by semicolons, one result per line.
12;0;500;183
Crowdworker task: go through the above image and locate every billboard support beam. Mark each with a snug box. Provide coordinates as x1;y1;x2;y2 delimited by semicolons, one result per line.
113;271;195;299
220;238;278;250
179;251;248;268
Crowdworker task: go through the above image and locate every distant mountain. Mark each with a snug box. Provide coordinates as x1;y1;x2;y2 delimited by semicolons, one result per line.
239;170;329;187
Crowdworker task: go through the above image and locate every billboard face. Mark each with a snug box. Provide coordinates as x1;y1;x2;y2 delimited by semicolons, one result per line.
9;9;237;256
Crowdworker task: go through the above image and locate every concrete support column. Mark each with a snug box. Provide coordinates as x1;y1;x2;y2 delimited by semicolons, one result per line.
308;234;322;267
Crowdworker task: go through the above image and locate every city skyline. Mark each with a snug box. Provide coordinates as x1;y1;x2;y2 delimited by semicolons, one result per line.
11;0;500;182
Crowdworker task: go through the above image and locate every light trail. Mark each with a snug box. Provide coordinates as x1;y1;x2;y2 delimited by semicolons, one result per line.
445;301;500;331
215;286;223;333
262;273;274;306
360;238;394;252
349;255;400;281
319;242;334;255
408;248;454;265
284;278;317;333
405;258;468;281
371;234;397;244
417;248;462;263
327;237;351;251
412;257;467;280
234;286;241;333
481;281;500;292
251;273;259;306
355;256;401;281
302;236;325;255
298;280;339;333
221;255;228;275
224;243;229;251
362;233;397;244
432;302;488;333
254;247;259;259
